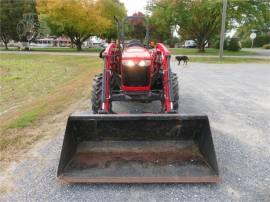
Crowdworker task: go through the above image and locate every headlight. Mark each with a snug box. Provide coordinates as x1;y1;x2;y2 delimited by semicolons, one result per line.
122;60;151;67
138;60;151;67
122;60;135;67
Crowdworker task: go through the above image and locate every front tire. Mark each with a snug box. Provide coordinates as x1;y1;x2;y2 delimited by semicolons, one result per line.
91;73;103;114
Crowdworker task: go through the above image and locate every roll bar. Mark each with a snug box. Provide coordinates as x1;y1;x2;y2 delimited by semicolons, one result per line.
115;16;150;49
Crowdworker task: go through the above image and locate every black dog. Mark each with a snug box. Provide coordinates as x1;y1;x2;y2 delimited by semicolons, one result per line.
175;55;189;65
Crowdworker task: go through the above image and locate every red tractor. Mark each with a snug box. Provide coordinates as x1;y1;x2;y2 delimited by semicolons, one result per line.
92;16;178;114
57;16;219;184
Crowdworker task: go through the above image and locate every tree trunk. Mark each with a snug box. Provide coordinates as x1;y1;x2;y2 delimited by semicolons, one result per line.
4;41;8;50
73;34;91;51
67;34;75;49
197;41;205;52
1;35;9;50
75;42;82;51
198;46;205;52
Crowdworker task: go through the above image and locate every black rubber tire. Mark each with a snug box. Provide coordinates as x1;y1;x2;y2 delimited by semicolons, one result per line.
91;73;103;114
171;73;179;111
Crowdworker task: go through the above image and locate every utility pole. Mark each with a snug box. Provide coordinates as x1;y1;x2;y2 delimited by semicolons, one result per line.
219;0;227;59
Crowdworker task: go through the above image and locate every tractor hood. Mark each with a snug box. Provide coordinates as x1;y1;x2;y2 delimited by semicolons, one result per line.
122;46;151;60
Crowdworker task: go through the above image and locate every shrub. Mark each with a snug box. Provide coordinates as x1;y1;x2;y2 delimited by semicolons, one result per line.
241;39;252;48
254;35;270;47
227;38;241;51
262;44;270;49
241;35;270;48
214;38;228;50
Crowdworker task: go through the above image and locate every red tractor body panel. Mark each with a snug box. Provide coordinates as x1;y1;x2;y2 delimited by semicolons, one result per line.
122;46;151;59
122;46;152;92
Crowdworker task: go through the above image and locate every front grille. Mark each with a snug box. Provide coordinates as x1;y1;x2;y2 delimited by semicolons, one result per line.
122;65;150;86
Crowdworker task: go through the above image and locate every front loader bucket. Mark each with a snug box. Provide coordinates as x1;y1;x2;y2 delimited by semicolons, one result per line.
57;114;219;183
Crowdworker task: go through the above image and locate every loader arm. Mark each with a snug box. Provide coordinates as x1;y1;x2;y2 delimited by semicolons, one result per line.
100;43;121;113
156;43;174;112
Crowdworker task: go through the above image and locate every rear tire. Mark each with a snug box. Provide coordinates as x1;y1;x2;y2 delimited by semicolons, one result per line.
91;73;103;114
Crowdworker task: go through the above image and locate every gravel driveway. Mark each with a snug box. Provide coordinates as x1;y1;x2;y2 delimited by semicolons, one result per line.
1;62;270;201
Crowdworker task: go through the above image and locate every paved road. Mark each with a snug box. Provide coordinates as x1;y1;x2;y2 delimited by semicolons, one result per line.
2;62;270;201
242;48;270;57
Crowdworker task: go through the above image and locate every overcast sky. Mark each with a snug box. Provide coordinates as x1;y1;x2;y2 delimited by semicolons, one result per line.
119;0;148;15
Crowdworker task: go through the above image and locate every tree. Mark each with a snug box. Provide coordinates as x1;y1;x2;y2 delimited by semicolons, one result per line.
176;0;222;52
0;0;14;49
231;0;270;46
16;13;39;44
148;0;270;52
126;12;147;41
97;0;126;42
0;0;38;49
147;0;175;43
227;0;270;33
37;0;111;51
148;0;222;52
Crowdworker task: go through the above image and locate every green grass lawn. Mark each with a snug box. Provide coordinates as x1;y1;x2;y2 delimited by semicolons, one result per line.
169;48;255;56
0;47;102;52
0;54;101;113
32;47;102;52
0;54;101;160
